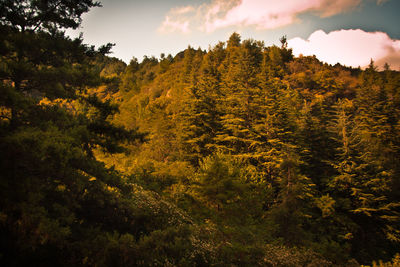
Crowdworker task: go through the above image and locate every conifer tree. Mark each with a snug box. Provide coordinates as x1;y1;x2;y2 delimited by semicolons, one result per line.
180;44;225;165
215;35;264;162
327;67;400;261
0;2;150;265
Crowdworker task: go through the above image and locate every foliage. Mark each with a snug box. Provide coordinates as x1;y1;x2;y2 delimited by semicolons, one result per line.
1;2;400;265
106;33;400;265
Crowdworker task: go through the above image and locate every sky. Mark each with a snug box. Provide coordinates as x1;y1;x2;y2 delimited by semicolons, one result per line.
67;0;400;70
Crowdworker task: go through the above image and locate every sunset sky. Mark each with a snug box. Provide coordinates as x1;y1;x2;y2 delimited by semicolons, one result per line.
67;0;400;69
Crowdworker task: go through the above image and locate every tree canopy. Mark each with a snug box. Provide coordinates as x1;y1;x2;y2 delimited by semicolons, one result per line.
1;1;400;265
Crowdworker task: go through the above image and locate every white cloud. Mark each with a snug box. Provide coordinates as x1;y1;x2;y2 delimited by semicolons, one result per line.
173;6;195;15
158;16;191;34
287;29;400;69
159;0;384;33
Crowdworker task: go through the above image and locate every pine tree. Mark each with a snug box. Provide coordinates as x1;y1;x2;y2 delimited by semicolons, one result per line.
179;43;225;165
0;2;149;265
326;65;400;262
214;35;265;162
194;153;246;213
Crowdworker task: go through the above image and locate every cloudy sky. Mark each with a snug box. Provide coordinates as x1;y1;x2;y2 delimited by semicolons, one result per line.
67;0;400;69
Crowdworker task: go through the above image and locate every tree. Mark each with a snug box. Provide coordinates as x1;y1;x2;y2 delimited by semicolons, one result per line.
179;43;224;165
215;36;265;161
227;32;241;49
194;153;246;213
326;69;400;262
267;153;315;246
0;0;101;33
0;1;155;265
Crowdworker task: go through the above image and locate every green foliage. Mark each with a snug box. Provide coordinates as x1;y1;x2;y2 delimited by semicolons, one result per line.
105;32;400;265
0;1;192;266
0;0;101;33
194;153;247;212
316;194;336;218
2;4;400;264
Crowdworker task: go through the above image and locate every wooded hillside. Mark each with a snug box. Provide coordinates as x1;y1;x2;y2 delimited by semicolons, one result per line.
1;1;400;266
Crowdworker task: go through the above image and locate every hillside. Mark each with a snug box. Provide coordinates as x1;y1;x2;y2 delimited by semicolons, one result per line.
1;1;400;266
91;33;400;265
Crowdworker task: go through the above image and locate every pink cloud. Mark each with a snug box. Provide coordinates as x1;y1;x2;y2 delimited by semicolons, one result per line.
159;0;384;33
206;0;362;31
287;29;400;69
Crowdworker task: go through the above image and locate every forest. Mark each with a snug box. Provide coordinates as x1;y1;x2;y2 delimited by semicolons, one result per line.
1;1;400;266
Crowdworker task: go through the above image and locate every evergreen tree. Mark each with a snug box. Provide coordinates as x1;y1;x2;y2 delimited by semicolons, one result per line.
327;67;400;262
215;35;265;162
180;44;224;165
0;2;160;265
